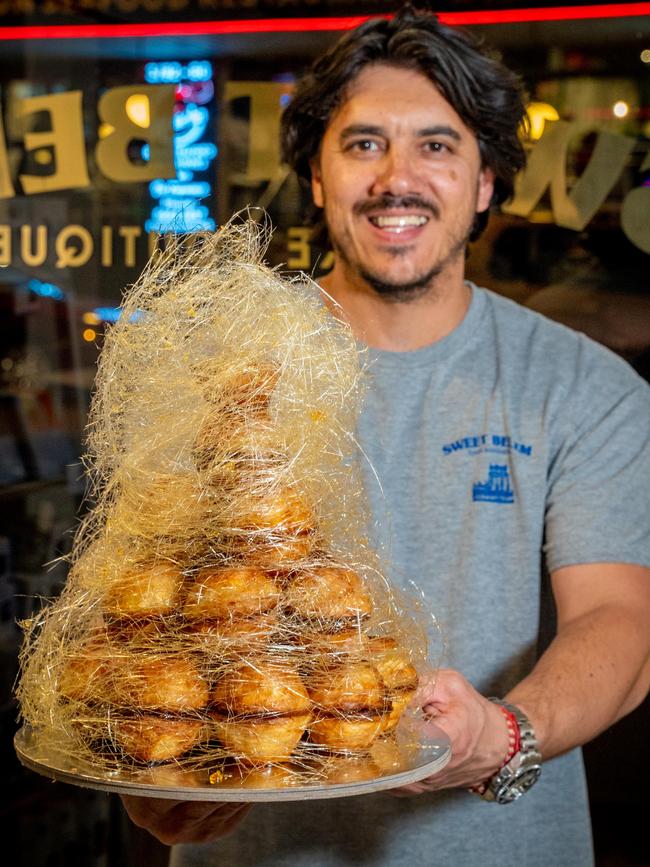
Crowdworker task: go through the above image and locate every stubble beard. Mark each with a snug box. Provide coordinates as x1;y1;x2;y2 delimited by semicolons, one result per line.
357;232;470;302
328;209;476;304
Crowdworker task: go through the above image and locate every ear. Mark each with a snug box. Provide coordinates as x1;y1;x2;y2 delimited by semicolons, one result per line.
476;166;495;214
310;157;324;209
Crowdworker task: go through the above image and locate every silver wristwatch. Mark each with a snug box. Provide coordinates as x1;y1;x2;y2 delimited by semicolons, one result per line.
482;699;542;804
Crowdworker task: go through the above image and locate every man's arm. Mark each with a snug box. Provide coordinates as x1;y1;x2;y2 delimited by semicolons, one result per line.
399;562;650;793
507;562;650;757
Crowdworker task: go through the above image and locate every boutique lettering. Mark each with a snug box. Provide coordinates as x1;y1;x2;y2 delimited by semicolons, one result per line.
0;224;160;269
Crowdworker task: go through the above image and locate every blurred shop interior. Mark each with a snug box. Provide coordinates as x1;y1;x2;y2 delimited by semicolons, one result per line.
0;2;648;865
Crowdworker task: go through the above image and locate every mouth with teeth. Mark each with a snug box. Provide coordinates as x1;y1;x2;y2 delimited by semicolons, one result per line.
368;214;429;234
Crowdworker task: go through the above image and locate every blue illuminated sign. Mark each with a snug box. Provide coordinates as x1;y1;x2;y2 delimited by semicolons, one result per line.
93;307;144;324
144;60;213;85
144;61;217;234
93;307;121;323
27;278;65;300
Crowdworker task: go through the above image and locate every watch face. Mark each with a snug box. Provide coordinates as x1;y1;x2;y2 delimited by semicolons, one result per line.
496;765;542;805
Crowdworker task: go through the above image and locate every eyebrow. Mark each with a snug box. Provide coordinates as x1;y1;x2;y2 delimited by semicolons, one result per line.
418;125;461;141
339;124;462;142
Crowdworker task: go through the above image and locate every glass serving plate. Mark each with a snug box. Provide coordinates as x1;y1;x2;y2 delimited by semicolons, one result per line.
15;718;451;802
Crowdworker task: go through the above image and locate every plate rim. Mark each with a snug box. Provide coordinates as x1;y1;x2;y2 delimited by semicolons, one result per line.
14;723;451;802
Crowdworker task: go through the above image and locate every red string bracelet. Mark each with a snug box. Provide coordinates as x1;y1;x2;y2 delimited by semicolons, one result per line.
469;702;521;796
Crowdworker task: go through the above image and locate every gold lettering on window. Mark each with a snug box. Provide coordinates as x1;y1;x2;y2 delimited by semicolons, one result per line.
20;225;47;266
224;82;284;181
95;84;175;182
0;111;15;198
101;225;113;266
0;225;10;266
55;224;93;268
287;227;311;269
504;120;635;231
148;230;161;257
119;225;142;266
320;250;334;272
621;150;650;254
17;91;91;194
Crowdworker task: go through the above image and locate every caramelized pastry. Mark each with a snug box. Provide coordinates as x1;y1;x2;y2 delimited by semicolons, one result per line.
241;531;316;568
284;566;373;626
223;364;280;410
367;637;419;734
309;714;385;753
307;661;387;752
307;661;384;712
111;715;202;763
298;628;367;658
59;639;115;703
211;712;312;764
368;637;418;692
194;361;280;412
223;486;316;567
103;562;183;619
211;658;312;763
183;566;280;619
193;410;285;482
239;486;313;534
112;656;209;712
212;658;310;716
184;612;279;654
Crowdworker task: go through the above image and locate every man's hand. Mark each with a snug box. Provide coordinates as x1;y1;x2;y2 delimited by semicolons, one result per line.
393;565;650;798
391;669;509;796
120;795;252;845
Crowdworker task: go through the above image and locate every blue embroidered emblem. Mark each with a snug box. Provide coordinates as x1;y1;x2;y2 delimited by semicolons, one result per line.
472;464;514;504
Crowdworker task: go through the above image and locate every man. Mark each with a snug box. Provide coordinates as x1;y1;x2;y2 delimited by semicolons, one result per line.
123;7;650;865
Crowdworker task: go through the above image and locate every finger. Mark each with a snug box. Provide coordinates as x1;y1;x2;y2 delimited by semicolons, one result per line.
121;795;183;828
413;670;438;706
169;800;244;824
386;786;423;797
171;802;252;844
425;669;473;708
388;781;435;796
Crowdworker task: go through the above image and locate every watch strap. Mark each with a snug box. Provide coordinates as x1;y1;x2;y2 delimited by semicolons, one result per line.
468;701;520;796
481;698;542;804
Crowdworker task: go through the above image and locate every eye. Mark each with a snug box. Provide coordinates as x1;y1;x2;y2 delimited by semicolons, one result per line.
423;140;451;155
346;139;380;153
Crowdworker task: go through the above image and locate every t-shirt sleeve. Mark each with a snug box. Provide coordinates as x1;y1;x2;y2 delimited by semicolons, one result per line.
543;338;650;573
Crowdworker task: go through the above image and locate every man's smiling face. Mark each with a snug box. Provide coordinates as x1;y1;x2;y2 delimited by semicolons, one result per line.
310;63;495;300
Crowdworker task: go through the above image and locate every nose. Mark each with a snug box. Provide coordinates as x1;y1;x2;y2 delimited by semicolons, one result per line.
369;145;420;197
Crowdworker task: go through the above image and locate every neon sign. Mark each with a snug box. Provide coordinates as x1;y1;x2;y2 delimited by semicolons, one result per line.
145;61;212;85
27;278;65;301
92;307;143;323
144;60;217;234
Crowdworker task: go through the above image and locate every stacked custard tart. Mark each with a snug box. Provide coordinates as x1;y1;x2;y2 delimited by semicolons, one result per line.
49;362;421;773
16;225;431;781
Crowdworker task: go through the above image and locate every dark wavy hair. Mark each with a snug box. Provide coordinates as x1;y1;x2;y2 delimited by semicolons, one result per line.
281;4;527;241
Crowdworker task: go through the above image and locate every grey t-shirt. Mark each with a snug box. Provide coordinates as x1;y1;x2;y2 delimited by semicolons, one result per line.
171;285;650;867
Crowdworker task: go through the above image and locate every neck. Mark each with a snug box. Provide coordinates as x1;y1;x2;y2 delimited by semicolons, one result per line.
320;258;471;352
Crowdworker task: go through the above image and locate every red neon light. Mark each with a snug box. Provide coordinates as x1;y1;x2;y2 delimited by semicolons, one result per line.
0;5;647;40
440;3;650;25
0;16;370;41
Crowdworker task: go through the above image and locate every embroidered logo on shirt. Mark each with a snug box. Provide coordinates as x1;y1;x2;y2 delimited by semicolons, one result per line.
441;433;532;457
472;464;514;504
441;432;532;505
